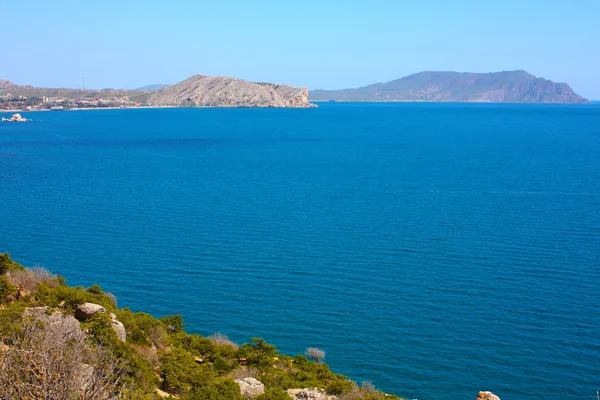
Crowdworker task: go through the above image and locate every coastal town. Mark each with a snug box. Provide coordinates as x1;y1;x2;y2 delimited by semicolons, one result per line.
0;92;143;111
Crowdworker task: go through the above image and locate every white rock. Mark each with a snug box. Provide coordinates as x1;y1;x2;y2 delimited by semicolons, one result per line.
235;377;265;399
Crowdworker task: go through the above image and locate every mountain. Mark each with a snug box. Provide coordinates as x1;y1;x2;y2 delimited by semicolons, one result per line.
148;75;315;108
310;71;590;104
135;84;170;91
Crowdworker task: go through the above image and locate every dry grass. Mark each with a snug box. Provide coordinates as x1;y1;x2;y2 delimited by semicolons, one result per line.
229;367;258;380
7;266;58;295
132;344;160;367
209;332;239;350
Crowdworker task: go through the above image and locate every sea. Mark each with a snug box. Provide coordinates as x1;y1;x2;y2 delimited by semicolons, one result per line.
1;103;599;400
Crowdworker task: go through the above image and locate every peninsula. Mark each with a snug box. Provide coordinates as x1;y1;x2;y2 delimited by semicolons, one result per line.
148;75;314;108
0;75;315;111
310;70;590;104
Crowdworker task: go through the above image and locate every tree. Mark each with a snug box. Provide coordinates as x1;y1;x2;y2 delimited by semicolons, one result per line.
0;311;124;399
305;347;325;363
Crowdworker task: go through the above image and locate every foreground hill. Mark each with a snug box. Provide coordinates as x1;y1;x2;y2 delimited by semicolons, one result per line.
310;71;589;103
0;252;400;400
148;75;315;108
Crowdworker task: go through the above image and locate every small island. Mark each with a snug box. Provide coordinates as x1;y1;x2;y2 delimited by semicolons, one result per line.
1;113;30;122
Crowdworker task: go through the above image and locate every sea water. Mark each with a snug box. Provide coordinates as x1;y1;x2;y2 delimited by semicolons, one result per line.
1;103;599;400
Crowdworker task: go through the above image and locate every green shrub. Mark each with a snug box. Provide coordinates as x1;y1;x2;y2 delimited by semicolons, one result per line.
116;309;168;347
183;378;243;400
159;347;213;394
86;284;104;294
0;253;24;275
161;314;184;333
0;276;16;304
238;338;278;370
35;283;116;311
255;388;291;400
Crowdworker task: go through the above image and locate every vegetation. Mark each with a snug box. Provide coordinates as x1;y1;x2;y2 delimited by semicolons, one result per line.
0;253;400;399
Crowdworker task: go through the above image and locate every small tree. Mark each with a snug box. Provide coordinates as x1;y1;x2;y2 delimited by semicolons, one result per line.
6;266;58;299
0;312;123;399
305;347;325;363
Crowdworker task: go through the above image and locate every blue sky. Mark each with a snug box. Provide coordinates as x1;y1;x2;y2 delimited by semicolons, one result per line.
2;0;599;98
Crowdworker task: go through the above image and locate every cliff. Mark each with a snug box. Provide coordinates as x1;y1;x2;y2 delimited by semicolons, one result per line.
148;75;316;108
310;70;590;104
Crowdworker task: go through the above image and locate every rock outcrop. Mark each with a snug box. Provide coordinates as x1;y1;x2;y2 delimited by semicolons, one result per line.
287;388;337;400
148;75;316;108
75;303;126;342
23;306;81;337
75;302;106;320
109;313;127;342
1;113;30;122
475;391;501;400
310;70;590;104
235;377;265;399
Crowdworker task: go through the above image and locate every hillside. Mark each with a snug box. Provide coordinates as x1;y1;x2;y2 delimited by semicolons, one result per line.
0;252;401;400
0;79;16;90
0;81;151;104
148;75;316;108
310;71;590;103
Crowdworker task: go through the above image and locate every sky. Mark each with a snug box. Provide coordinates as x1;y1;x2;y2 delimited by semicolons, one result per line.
2;0;599;98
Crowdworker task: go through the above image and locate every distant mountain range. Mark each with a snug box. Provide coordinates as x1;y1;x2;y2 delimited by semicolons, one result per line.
310;71;590;104
135;84;170;91
2;71;591;107
148;75;314;108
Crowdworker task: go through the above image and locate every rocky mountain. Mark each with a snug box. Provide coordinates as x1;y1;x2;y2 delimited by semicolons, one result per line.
148;75;315;108
310;70;590;104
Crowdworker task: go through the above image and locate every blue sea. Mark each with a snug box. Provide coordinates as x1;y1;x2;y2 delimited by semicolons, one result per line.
1;103;599;400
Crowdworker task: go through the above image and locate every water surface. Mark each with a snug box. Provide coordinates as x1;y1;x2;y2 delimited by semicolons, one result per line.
1;103;599;400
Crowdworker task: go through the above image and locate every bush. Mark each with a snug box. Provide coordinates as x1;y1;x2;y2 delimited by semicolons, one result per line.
306;347;325;363
7;267;58;297
161;314;184;333
184;378;244;400
159;347;213;394
238;338;278;370
255;388;291;400
87;284;104;294
0;276;16;304
210;332;239;349
0;253;24;275
0;313;124;399
35;283;116;311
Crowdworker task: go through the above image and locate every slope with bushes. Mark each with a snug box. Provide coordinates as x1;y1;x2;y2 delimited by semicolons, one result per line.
0;253;400;400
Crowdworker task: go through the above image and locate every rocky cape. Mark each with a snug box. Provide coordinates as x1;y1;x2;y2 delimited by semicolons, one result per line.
148;74;316;108
310;70;590;104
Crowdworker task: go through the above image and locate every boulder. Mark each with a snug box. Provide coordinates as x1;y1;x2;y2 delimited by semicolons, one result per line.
110;317;127;342
75;302;106;320
155;388;173;398
476;392;501;400
24;306;81;337
287;388;337;400
235;377;265;399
